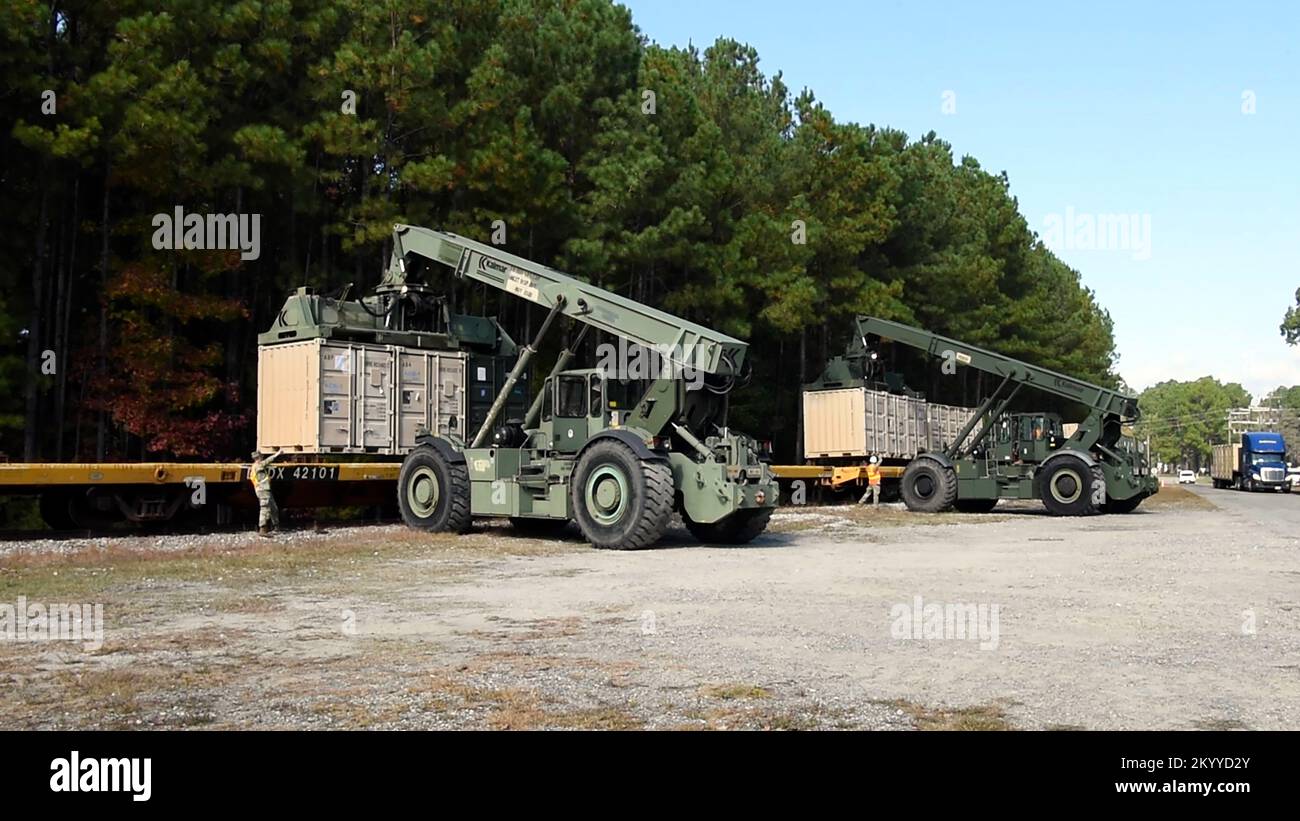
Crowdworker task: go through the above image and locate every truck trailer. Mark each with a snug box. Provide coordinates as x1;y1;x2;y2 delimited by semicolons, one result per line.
1211;433;1289;491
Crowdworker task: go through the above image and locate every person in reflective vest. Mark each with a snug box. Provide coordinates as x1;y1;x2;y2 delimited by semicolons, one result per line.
859;455;882;506
250;449;285;536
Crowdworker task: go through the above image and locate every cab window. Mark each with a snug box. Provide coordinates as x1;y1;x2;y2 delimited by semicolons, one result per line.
557;375;587;418
997;419;1011;443
589;376;603;418
541;378;553;422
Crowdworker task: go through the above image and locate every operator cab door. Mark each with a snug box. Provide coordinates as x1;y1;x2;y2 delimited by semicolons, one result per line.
1015;414;1063;464
990;416;1014;466
551;374;589;454
587;374;608;434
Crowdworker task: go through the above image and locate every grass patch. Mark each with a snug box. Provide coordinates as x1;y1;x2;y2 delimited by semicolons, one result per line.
770;505;1013;534
418;672;641;730
881;698;1015;731
483;689;549;730
682;704;830;730
304;695;415;728
1142;484;1216;510
0;538;396;601
759;712;821;731
47;667;185;723
836;506;1014;527
0;525;582;604
1044;723;1087;731
418;674;551;730
767;515;844;534
210;594;283;614
549;706;643;730
701;683;771;700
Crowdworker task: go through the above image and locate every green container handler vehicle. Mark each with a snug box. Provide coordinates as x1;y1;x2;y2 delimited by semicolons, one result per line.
384;225;777;549
856;317;1158;515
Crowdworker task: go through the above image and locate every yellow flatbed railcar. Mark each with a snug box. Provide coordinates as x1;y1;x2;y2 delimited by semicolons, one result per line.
769;463;904;488
0;461;400;528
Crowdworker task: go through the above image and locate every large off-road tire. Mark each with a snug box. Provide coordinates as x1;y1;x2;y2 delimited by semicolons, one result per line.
509;516;572;538
953;497;998;513
397;444;471;532
1101;493;1144;514
900;456;957;513
1039;456;1100;516
571;439;673;550
684;507;773;544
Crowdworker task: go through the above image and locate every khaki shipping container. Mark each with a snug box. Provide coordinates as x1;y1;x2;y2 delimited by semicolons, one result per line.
802;388;867;457
258;339;467;454
802;387;977;460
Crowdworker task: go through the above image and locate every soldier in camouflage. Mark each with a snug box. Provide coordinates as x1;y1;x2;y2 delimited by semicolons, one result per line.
250;449;284;536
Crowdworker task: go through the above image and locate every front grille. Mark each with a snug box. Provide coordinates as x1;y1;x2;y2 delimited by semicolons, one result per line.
1261;468;1285;482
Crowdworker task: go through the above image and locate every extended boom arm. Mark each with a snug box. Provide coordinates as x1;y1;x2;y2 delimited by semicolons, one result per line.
386;225;748;376
856;317;1139;421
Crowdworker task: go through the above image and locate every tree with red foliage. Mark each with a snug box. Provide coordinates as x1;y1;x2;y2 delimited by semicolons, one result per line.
95;255;250;459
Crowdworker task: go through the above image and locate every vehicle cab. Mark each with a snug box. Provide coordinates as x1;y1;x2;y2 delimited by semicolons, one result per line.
983;412;1065;466
535;370;646;454
1240;432;1288;492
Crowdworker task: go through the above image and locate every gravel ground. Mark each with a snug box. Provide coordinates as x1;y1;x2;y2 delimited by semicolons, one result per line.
1;486;1296;730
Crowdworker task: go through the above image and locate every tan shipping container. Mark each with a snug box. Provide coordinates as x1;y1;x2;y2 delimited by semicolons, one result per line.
802;388;866;457
257;339;466;454
803;387;975;460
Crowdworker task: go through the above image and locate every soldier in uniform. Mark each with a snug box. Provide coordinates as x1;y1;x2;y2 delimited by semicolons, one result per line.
250;449;285;536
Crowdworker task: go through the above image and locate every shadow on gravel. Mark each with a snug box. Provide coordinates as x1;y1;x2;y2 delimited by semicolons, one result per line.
460;520;799;550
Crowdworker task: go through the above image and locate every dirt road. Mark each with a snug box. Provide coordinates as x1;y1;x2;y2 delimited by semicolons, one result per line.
2;486;1296;730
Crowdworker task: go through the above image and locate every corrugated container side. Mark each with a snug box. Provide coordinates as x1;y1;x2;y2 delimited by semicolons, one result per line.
907;396;928;455
351;344;394;450
926;402;979;453
397;350;467;448
318;344;353;448
865;392;926;458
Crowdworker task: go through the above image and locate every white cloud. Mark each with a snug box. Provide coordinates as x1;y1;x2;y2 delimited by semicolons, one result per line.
1121;341;1300;401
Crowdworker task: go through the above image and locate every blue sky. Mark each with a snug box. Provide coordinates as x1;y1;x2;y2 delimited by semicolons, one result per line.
623;0;1300;400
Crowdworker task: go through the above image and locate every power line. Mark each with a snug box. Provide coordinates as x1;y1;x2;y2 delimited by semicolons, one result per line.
1138;407;1300;432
